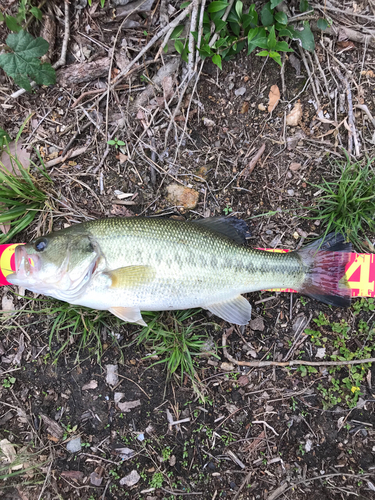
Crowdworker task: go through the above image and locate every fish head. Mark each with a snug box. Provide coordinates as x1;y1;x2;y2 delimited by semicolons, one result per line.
7;231;99;300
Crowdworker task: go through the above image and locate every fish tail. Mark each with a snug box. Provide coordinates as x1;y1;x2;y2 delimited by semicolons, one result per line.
296;232;352;307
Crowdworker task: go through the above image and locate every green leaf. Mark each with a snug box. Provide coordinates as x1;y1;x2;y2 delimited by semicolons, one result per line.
270;0;284;7
269;51;282;66
180;1;191;8
214;19;227;32
214;37;228;49
299;0;310;12
0;128;11;149
247;27;259;42
5;15;22;32
317;18;328;30
207;1;229;13
267;25;276;49
260;2;273;26
256;50;269;57
0;30;55;91
229;21;240;36
170;25;184;40
235;0;243;19
278;26;297;38
212;54;222;70
0;12;5;22
174;40;184;54
295;21;315;52
274;11;287;25
30;7;43;20
274;40;293;52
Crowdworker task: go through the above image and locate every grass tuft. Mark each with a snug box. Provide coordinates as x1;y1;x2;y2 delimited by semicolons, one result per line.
0;120;52;243
309;153;375;252
137;310;218;382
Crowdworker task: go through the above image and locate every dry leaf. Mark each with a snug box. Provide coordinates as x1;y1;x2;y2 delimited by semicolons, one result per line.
120;470;141;487
0;140;30;175
117;400;141;413
289;162;301;171
258;103;266;111
286;101;303;126
105;364;118;386
361;70;375;78
118;153;128;164
240;101;249;114
82;380;98;390
268;85;280;112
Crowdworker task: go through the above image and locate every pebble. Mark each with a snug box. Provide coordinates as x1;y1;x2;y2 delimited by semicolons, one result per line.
234;87;246;96
166;184;199;210
66;437;81;453
220;362;234;371
249;317;264;331
287;189;294;196
120;470;140;487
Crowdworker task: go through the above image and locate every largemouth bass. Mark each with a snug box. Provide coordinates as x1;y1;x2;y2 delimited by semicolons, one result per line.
7;217;351;326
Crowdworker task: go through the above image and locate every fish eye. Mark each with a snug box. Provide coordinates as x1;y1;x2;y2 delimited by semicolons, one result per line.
35;238;48;252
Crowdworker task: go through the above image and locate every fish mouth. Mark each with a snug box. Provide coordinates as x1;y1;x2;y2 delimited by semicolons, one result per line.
13;245;41;280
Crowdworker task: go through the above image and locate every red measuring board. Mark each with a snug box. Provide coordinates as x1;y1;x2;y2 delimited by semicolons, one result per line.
0;244;374;297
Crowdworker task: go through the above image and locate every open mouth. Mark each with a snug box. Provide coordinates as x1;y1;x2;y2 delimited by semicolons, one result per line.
14;245;41;279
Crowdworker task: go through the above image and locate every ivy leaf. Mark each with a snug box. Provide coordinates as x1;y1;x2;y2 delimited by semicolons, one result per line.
0;30;56;91
270;0;284;7
274;11;288;25
278;26;297;38
5;15;22;32
0;12;4;22
295;21;315;52
317;18;328;31
256;50;270;57
212;54;222;70
260;2;274;27
207;1;229;13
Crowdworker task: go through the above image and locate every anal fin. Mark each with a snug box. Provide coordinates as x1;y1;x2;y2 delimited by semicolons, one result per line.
109;306;147;326
205;295;252;325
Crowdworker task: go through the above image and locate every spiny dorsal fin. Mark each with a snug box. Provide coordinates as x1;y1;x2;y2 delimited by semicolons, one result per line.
193;217;250;245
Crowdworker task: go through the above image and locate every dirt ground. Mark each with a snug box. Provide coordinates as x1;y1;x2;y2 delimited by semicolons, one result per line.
1;1;375;499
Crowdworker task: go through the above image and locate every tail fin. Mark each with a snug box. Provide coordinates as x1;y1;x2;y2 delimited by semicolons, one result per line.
296;232;352;307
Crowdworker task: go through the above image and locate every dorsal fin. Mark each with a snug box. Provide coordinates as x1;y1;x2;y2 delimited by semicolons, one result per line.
193;217;250;245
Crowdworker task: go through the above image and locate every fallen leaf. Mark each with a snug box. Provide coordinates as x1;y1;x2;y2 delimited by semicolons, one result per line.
289;162;301;171
119;470;140;487
2;295;15;313
82;380;98;391
361;70;375;78
105;364;119;387
90;466;105;486
0;439;22;470
240;101;249;114
286;101;303;126
61;470;84;481
166;184;199;210
110;205;134;217
268;85;280;113
0;140;30;175
113;447;135;460
118;152;128;163
117;400;141;413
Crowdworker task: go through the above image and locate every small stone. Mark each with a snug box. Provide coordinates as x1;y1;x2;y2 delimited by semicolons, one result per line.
293;231;299;239
105;364;118;387
166;184;199;210
234;86;246;97
286;101;303;126
249;317;264;331
66;437;81;453
220;362;234;371
202;117;215;127
82;380;98;390
314;220;320;226
258;103;266;111
305;439;313;452
287;189;294;196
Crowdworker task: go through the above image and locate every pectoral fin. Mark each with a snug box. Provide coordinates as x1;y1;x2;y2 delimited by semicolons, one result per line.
205;295;252;325
105;265;155;289
109;306;147;326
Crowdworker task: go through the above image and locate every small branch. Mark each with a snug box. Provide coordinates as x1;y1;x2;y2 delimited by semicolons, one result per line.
238;143;265;180
194;0;207;71
222;329;375;368
187;0;199;78
333;67;361;157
